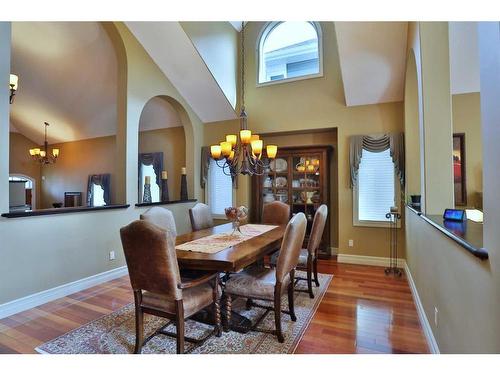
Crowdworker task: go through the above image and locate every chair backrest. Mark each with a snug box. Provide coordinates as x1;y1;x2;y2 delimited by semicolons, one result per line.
307;204;328;257
120;220;182;300
262;201;290;225
140;206;177;238
276;212;307;283
189;203;214;231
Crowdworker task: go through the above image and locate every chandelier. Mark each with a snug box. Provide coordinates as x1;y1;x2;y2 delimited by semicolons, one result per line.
29;122;60;164
210;22;278;176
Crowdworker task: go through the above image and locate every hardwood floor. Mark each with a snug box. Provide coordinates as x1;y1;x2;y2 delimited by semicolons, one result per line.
0;260;429;354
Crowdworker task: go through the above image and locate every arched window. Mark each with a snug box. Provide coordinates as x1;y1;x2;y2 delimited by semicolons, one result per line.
258;22;322;84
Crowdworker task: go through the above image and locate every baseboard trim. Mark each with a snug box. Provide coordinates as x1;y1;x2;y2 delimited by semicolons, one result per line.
0;266;128;319
337;254;405;268
404;262;440;354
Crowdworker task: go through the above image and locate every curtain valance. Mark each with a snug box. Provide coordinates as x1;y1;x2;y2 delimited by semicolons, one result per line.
138;152;164;187
349;133;405;188
86;173;111;206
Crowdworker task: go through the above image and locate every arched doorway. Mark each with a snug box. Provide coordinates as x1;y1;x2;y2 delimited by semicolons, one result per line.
9;173;36;211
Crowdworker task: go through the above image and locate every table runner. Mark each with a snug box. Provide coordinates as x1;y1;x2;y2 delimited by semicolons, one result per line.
175;224;278;254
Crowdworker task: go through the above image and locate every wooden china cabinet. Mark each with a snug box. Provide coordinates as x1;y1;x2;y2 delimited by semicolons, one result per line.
252;145;332;257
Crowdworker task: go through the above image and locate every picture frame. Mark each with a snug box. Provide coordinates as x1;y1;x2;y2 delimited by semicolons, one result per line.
453;133;467;206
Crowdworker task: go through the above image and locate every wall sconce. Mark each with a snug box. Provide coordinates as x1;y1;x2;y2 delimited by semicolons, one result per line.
9;74;18;104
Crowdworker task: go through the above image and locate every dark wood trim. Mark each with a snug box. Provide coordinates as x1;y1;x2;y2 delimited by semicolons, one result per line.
1;204;130;218
453;133;467;206
406;205;488;260
135;199;197;207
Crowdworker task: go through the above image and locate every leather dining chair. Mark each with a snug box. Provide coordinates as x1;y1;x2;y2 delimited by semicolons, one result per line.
223;212;307;343
189;203;214;231
272;205;328;298
120;220;221;354
262;201;290;225
140;206;177;238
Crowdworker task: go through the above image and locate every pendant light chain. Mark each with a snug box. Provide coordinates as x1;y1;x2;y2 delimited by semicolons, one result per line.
241;21;245;112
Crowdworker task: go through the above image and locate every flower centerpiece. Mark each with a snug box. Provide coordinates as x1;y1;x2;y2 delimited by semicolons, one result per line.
225;206;249;235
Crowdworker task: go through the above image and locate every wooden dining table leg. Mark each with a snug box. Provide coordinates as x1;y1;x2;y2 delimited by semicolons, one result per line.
175;301;185;354
223;294;232;332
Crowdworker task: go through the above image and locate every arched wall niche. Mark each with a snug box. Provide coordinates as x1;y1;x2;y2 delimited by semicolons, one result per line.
137;95;187;202
404;48;423;206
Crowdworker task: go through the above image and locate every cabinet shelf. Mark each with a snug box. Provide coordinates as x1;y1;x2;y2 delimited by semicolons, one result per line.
253;145;332;256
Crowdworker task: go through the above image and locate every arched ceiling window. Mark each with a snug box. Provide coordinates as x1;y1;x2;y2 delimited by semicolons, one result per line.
258;21;322;85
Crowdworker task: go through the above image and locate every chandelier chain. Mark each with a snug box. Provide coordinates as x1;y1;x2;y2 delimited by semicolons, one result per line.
241;21;245;111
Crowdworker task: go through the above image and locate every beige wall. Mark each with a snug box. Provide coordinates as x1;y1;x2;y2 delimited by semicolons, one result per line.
40;135;118;208
452;92;483;208
9;132;41;209
139;127;186;200
205;22;405;258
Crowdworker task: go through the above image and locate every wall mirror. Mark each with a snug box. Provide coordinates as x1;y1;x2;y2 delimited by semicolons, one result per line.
8;22;124;212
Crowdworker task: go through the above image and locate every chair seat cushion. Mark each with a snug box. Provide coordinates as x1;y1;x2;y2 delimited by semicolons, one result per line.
224;266;290;300
141;281;215;318
270;248;309;267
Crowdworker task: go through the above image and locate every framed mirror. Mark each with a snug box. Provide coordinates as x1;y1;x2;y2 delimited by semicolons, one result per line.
453;133;467;206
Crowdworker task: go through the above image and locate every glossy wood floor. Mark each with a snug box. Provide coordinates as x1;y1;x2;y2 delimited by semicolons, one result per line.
0;260;429;354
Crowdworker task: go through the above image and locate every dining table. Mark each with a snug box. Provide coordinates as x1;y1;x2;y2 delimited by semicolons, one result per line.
175;222;286;332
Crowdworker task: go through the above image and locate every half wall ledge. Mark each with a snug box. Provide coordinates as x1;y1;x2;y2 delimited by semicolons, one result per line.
1;204;130;218
406;205;488;260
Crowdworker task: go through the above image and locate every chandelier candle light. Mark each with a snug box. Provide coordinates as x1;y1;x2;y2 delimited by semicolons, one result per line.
29;122;60;165
210;22;278;177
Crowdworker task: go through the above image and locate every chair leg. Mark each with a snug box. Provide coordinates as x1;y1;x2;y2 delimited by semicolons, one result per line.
246;298;253;310
223;294;232;332
213;299;222;337
288;271;297;322
313;257;320;287
175;301;185;354
274;284;284;343
133;291;144;354
307;255;314;299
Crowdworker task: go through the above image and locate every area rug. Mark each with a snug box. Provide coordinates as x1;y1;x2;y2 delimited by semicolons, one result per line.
35;271;332;354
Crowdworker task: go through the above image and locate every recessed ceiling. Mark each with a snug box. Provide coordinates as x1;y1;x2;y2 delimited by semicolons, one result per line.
10;22;118;145
335;22;408;106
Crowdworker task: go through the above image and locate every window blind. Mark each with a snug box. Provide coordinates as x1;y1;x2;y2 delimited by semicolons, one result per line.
208;159;233;215
358;149;395;222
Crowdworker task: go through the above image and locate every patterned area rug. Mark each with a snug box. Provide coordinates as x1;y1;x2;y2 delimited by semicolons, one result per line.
36;271;332;354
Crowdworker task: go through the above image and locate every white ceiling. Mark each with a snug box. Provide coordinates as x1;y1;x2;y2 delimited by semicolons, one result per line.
10;22;118;144
335;22;408;107
139;96;182;132
125;22;238;123
449;22;480;94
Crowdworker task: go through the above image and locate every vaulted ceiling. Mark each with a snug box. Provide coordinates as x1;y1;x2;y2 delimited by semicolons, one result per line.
125;22;238;123
334;22;409;106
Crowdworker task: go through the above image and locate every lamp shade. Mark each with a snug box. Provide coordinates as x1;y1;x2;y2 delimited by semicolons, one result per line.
52;148;60;157
240;130;251;144
226;134;237;147
211;145;222;159
266;145;278;159
9;74;18;90
220;141;232;157
251;139;263;156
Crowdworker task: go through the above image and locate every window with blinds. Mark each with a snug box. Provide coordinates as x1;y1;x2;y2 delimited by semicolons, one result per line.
208;159;233;216
355;148;396;224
